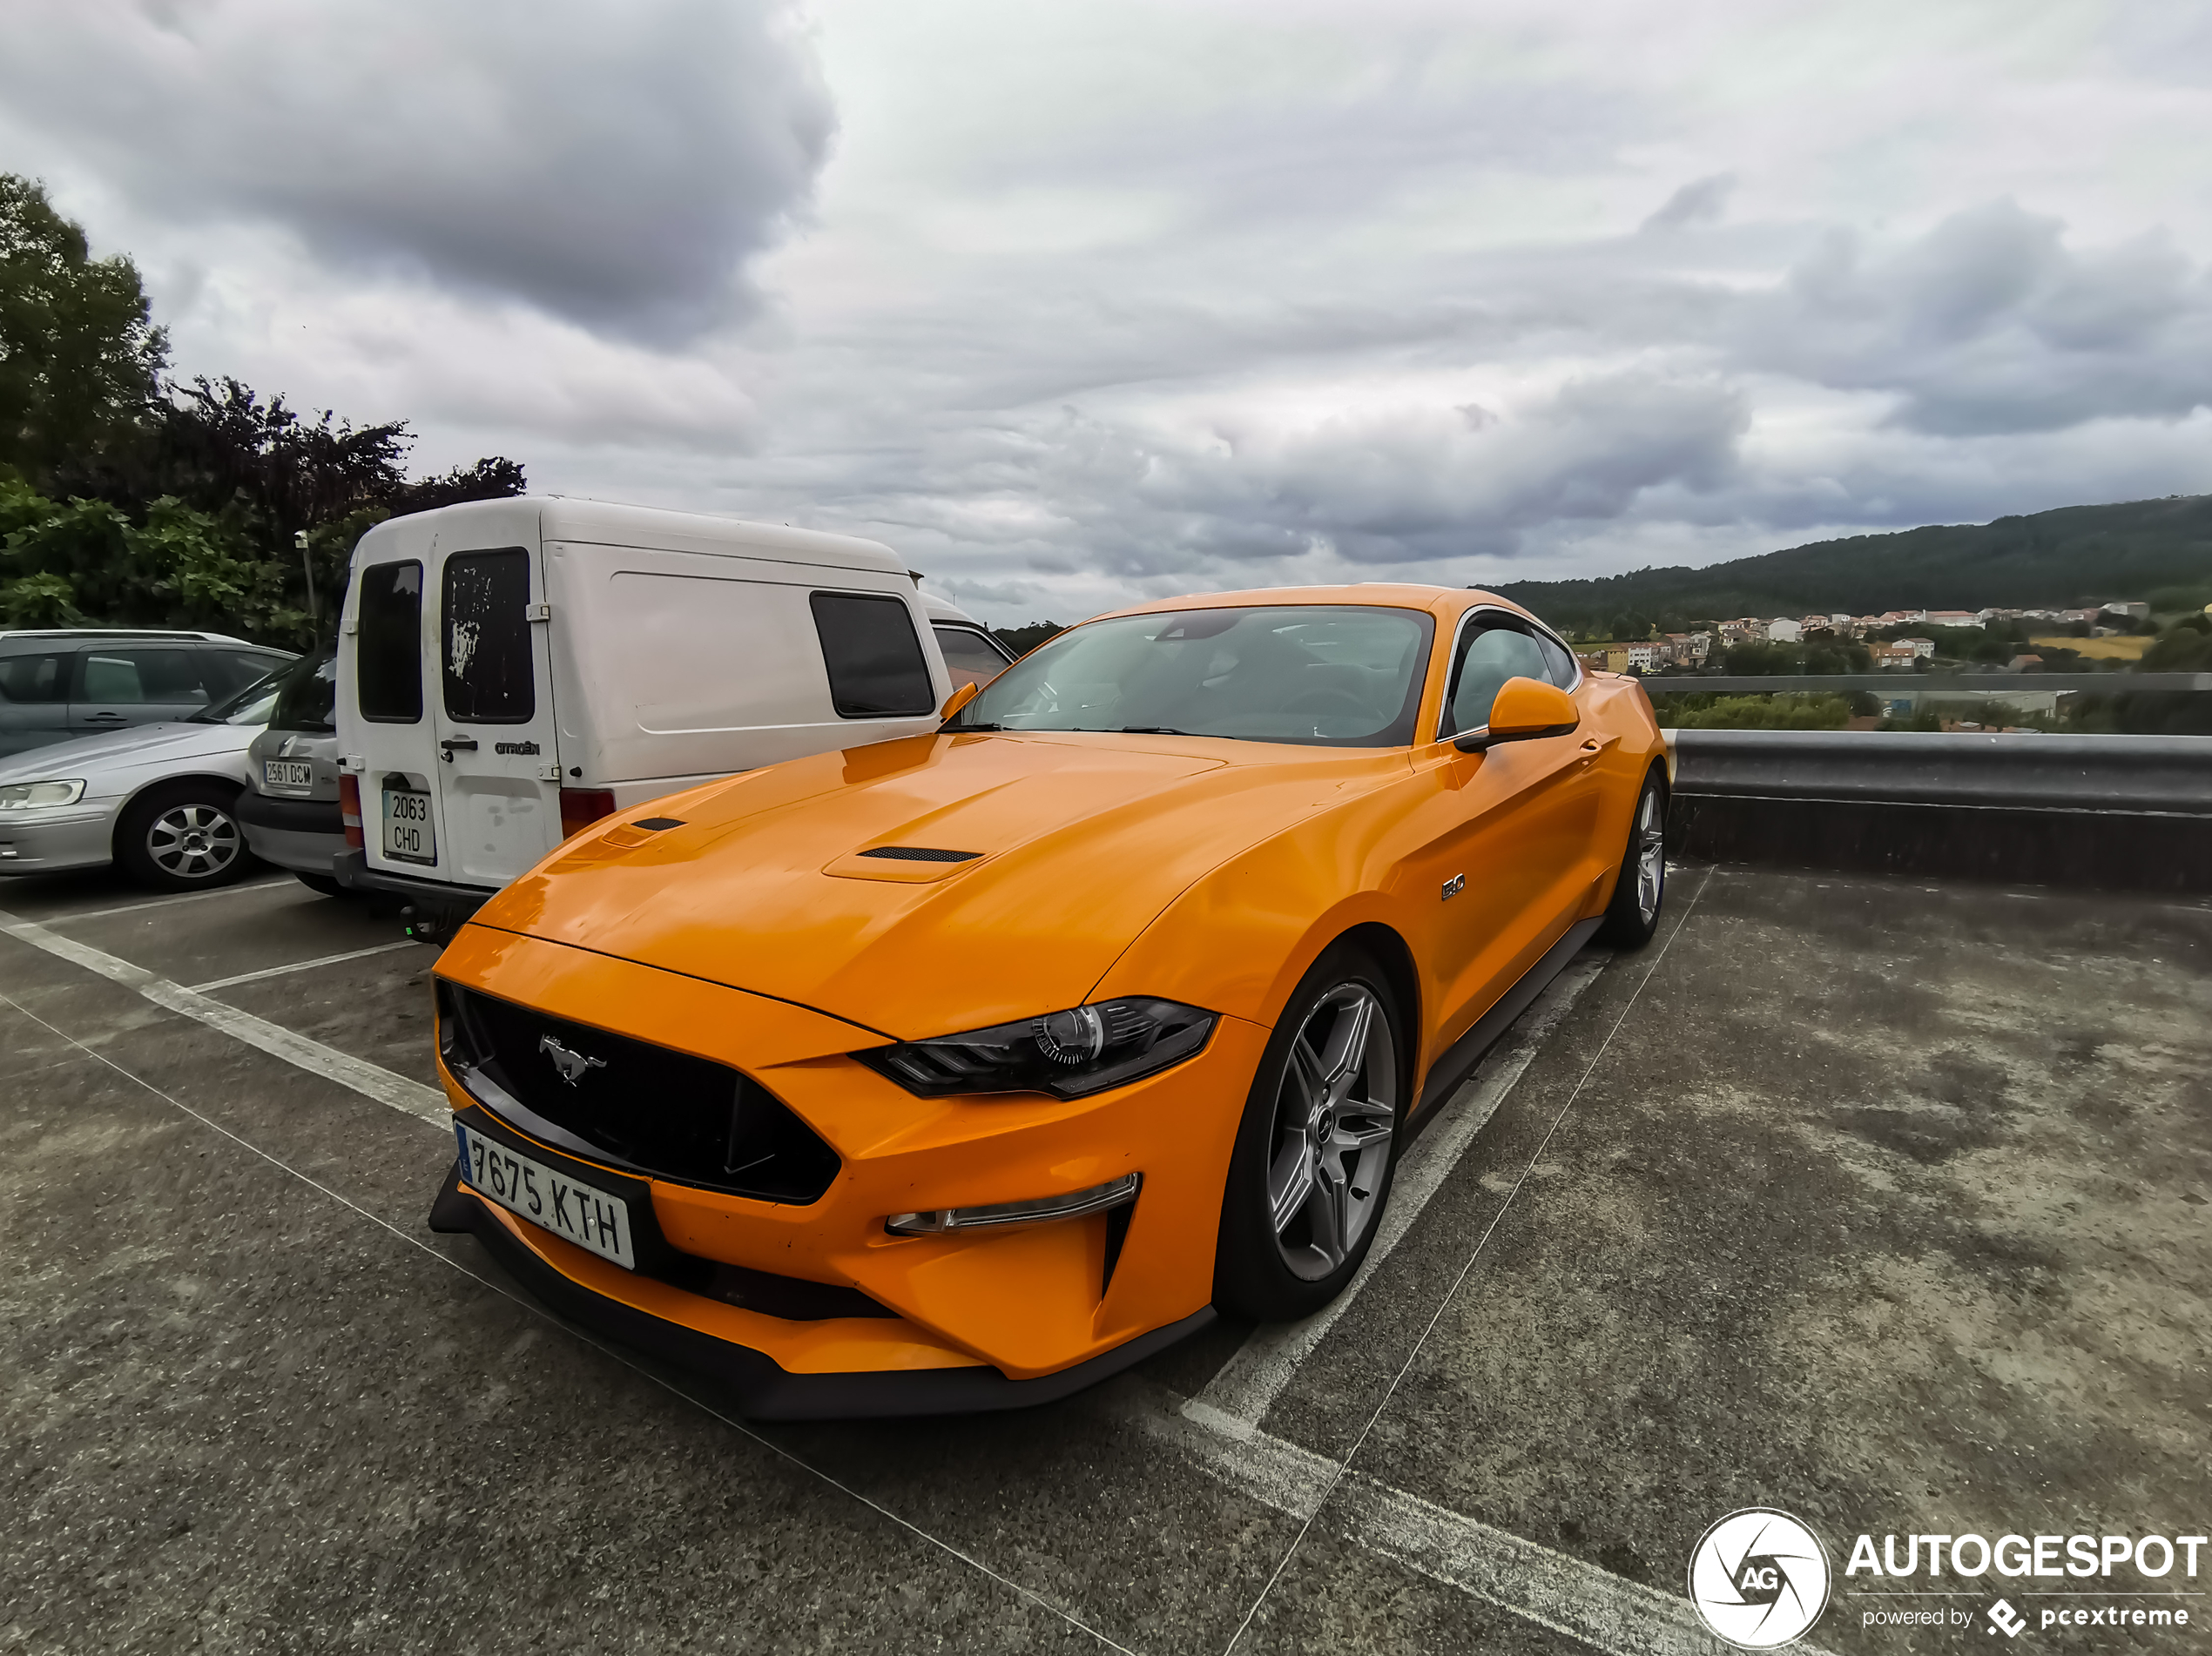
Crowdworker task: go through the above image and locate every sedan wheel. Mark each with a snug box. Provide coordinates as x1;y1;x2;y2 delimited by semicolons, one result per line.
114;781;260;892
1596;771;1667;948
146;802;243;882
1266;984;1399;1282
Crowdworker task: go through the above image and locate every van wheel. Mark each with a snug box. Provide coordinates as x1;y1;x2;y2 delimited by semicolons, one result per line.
115;782;257;892
1213;943;1406;1323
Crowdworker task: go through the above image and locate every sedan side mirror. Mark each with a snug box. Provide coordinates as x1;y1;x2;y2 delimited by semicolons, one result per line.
1453;676;1580;753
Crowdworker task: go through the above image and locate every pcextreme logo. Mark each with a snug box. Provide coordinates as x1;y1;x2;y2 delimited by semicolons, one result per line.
1688;1508;1834;1649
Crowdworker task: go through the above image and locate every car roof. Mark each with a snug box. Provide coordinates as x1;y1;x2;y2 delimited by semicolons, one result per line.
0;629;262;648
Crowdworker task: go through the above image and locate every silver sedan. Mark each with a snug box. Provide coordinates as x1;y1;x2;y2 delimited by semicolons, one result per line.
0;666;292;891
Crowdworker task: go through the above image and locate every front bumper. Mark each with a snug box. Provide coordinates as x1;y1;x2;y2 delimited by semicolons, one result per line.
0;803;120;875
429;923;1263;1410
235;790;346;874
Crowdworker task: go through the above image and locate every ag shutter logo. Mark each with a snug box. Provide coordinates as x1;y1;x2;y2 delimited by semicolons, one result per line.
1689;1508;1834;1648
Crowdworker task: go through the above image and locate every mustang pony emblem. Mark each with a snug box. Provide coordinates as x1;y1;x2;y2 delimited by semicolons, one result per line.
537;1033;607;1085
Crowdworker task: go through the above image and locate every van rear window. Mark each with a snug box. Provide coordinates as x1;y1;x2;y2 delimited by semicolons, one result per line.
442;549;535;724
356;562;423;724
810;592;936;717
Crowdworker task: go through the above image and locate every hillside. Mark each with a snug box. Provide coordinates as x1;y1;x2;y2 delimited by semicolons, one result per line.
1487;495;2212;635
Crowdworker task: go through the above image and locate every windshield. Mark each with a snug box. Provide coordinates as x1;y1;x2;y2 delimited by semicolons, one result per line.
947;605;1436;747
192;656;297;727
267;646;337;732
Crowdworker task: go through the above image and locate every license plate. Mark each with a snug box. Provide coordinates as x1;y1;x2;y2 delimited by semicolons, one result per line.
455;1121;636;1270
261;759;313;790
381;785;435;864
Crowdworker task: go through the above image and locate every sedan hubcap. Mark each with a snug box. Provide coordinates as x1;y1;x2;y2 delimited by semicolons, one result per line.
1634;789;1665;925
1266;982;1398;1282
149;804;240;880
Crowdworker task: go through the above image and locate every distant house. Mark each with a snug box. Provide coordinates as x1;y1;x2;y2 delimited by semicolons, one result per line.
1871;641;1928;669
2008;654;2044;672
1924;610;1978;628
2101;601;2149;622
1766;617;1803;643
1898;636;1934;658
1626;643;1659;671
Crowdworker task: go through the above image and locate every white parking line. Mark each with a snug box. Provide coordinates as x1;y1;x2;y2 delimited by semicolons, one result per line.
1188;950;1608;1430
1123;1384;1753;1656
39;874;293;926
189;939;423;994
0;909;447;1124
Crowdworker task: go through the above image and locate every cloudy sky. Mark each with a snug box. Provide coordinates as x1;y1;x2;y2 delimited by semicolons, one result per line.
5;0;2211;623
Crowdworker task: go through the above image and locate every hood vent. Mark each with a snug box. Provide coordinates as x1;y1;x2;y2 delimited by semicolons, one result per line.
859;845;981;863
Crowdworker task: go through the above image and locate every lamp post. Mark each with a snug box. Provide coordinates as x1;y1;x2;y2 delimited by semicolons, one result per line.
296;528;316;633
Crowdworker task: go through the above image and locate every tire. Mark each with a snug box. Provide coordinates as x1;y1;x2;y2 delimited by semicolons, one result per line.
294;872;348;899
1595;770;1667;950
113;780;258;892
1214;943;1407;1323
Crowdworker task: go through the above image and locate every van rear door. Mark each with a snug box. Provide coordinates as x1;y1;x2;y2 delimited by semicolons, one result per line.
430;545;561;885
352;556;448;880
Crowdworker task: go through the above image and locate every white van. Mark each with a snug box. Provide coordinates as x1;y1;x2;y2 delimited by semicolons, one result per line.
333;496;1008;923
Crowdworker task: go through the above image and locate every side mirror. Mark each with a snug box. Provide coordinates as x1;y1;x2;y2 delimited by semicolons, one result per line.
1453;676;1579;753
940;680;982;721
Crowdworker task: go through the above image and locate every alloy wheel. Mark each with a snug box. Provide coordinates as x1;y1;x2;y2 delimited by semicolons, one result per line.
1265;982;1399;1282
146;802;241;881
1634;787;1665;926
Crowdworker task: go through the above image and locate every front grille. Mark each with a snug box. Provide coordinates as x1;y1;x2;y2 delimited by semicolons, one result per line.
858;845;980;862
438;981;840;1202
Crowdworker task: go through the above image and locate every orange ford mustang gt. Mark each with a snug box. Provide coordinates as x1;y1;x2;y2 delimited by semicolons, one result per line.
427;585;1670;1417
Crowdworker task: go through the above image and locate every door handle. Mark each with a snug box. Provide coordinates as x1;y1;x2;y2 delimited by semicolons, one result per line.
86;711;126;723
439;736;478;763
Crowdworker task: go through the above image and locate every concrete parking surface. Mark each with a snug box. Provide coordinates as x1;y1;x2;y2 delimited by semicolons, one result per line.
3;862;2207;1653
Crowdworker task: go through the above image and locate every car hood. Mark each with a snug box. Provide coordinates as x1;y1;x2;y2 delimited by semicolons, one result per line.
473;730;1407;1040
0;720;260;790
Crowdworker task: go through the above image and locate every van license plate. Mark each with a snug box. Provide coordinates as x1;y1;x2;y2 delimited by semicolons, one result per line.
381;785;435;864
261;760;313;790
455;1122;636;1269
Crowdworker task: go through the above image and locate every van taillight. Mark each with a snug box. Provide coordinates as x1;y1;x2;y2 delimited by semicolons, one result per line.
560;787;617;838
339;774;365;849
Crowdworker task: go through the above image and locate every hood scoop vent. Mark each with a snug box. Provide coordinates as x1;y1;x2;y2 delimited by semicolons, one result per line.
858;845;981;863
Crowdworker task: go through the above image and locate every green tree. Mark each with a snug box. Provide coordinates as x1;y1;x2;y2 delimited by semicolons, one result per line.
0;175;167;493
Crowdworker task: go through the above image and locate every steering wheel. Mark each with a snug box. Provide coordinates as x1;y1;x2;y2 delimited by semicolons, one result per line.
1283;689;1374;721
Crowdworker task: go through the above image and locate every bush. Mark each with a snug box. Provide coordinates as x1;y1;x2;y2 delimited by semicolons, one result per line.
1656;692;1856;730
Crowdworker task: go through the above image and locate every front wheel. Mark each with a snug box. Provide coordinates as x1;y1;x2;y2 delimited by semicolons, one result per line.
1595;771;1667;949
113;781;258;892
1214;945;1406;1323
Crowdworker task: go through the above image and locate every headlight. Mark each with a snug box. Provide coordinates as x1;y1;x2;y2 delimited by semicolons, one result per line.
0;779;86;810
858;998;1216;1100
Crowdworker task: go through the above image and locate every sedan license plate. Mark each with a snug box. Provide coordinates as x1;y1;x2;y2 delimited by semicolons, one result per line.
261;759;313;790
455;1122;636;1270
381;785;435;864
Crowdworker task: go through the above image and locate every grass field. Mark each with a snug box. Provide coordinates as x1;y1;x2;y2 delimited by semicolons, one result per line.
2031;634;2151;659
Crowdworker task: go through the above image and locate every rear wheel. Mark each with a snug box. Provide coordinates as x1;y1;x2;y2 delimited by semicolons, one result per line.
1214;945;1406;1323
114;781;257;892
1595;771;1667;949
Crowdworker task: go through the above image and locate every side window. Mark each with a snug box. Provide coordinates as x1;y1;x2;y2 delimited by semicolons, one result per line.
0;653;68;704
812;592;936;717
1443;617;1549;736
442;549;535;724
932;623;1014;691
78;648;210;704
269;652;339;733
1535;632;1578;689
358;561;425;723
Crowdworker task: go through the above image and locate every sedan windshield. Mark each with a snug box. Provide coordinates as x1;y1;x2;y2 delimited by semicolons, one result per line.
192;658;294;726
948;605;1435;747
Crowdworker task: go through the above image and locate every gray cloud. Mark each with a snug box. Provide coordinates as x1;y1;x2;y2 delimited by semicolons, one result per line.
0;0;833;344
1642;173;1736;234
1737;200;2212;434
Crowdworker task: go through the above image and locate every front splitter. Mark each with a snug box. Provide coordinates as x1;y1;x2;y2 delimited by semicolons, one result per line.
428;1164;1215;1419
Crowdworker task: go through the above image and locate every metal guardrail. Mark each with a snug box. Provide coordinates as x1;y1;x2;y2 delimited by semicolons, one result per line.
1666;729;2212;816
1640;672;2212;695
